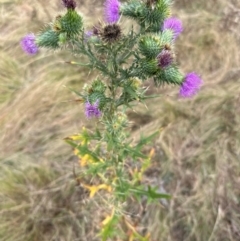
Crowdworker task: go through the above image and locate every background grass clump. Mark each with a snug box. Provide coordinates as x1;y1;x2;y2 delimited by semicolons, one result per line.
1;0;240;240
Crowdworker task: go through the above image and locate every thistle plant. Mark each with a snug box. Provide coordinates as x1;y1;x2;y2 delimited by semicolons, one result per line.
21;0;203;239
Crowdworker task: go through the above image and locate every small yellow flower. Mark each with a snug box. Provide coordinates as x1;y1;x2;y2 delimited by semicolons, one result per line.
79;154;93;166
69;127;89;145
82;183;112;198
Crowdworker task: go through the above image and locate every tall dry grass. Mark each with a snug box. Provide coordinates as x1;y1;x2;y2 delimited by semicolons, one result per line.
1;0;240;240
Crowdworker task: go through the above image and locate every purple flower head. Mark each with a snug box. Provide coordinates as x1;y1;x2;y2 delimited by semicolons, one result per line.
85;100;101;118
162;17;183;40
20;33;38;55
179;72;203;98
62;0;76;10
104;0;121;24
157;49;173;68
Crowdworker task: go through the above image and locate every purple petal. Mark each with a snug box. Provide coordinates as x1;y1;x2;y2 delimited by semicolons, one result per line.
104;0;120;24
20;33;38;55
163;17;183;40
179;72;203;98
85;100;102;118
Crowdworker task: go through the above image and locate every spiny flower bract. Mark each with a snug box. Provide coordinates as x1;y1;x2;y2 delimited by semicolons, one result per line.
179;72;203;98
104;0;121;24
163;17;183;40
85;100;102;118
20;33;39;55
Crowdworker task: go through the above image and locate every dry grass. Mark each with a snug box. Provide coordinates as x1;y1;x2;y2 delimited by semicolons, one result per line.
1;0;240;240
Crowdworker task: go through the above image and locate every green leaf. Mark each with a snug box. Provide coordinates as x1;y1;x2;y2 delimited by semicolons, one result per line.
147;186;171;199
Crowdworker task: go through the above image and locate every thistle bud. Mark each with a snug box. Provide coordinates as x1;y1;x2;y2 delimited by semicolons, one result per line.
120;1;147;21
36;29;60;49
141;59;158;76
154;66;184;86
59;10;83;36
138;35;161;59
91;79;107;93
88;92;107;110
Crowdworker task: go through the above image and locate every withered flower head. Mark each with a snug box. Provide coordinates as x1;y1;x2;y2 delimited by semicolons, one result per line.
62;0;76;10
157;49;173;68
100;23;121;43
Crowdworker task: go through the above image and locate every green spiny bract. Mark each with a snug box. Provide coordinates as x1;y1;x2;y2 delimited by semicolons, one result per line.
87;92;107;110
120;0;147;22
91;79;107;93
144;7;168;32
36;28;60;49
160;29;174;45
140;58;159;76
154;65;184;85
36;9;83;49
121;0;171;32
58;32;68;45
59;9;83;36
138;35;162;59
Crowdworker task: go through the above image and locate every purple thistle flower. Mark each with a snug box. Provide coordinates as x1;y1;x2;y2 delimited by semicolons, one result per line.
104;0;121;24
20;33;38;55
157;50;173;68
85;100;101;118
179;72;203;98
162;17;183;40
62;0;76;10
